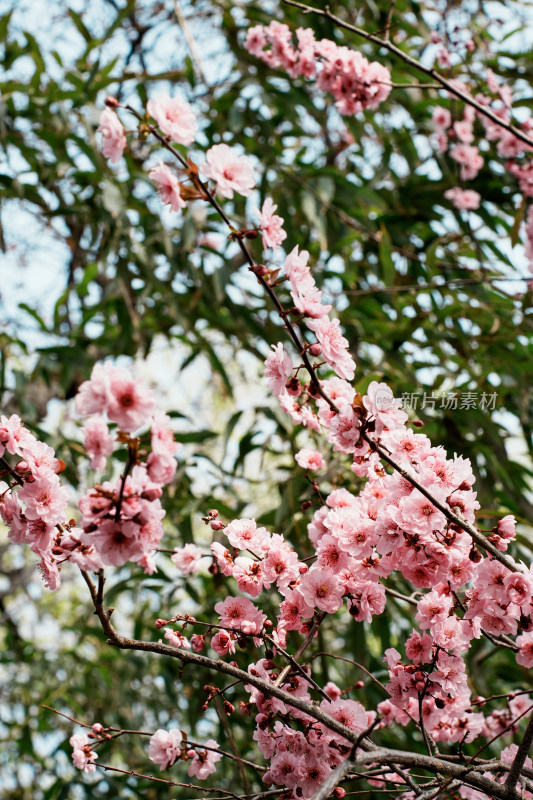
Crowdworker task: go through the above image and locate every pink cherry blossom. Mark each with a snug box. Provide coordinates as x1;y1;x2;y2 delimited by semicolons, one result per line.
444;187;481;210
264;343;293;396
432;106;451;130
171;543;204;575
75;362;112;417
255;197;287;251
164;628;191;649
211;629;236;655
449;144;484;180
0;414;32;457
149;161;186;212
306;317;355;380
516;632;533;668
82;415;114;471
70;732;97;773
106;369;156;432
215;596;266;634
187;740;222;779
300;565;344;613
98;108;126;164
225;517;270;551
146;95;197;145
148;728;183;770
295;448;324;470
200;144;255;198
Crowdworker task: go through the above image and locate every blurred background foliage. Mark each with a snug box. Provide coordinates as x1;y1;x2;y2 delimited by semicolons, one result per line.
1;0;533;797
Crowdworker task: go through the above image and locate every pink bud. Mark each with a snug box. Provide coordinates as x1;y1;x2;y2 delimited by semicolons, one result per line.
308;343;322;356
299;563;308;574
155;618;168;628
15;460;29;473
92;723;104;735
191;634;205;652
209;509;219;518
105;96;119;108
141;487;162;501
285;377;302;397
210;520;224;530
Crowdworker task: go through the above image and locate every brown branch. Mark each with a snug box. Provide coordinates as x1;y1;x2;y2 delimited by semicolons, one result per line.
272;611;326;688
504;713;533;792
96;761;242;797
0;455;24;486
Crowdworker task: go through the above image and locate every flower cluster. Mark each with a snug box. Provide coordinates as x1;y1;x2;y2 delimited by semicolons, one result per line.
245;22;392;116
1;363;181;588
0;413;75;589
249;661;370;798
147;727;221;779
431;74;533;274
76;362;180;573
15;51;533;798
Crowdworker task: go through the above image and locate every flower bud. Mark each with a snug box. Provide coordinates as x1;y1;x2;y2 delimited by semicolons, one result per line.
105;96;119;108
308;343;322;356
285;377;302;397
141;487;162;501
210;520;224;531
191;634;205;652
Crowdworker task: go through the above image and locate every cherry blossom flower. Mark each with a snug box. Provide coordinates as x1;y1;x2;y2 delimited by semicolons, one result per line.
300;565;344;613
171;543;204;575
146;95;197;145
148;728;183;770
200;144;255;198
264;343;293;396
516;632;533;668
149;161;186;212
225;517;270;552
187;740;222;779
295;448;324;470
211;629;236;655
215;596;266;634
444;187;481;210
70;733;97;773
306;317;355;380
255;197;287;250
82;415;114;471
98;108;126;163
106;369;156;432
